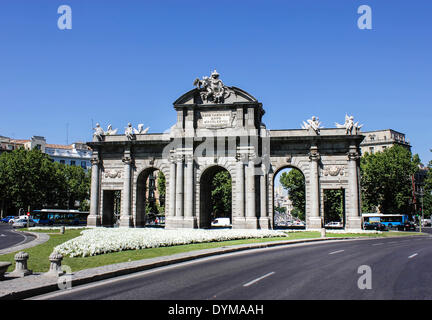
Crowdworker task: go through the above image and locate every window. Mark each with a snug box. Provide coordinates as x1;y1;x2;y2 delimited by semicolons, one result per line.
70;160;76;166
60;160;65;164
81;161;87;169
369;147;374;154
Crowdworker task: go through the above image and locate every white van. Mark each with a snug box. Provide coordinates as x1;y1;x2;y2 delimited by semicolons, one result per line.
211;217;231;227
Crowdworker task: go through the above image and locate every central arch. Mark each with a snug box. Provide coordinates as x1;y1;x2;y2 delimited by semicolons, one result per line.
199;165;232;228
272;165;306;229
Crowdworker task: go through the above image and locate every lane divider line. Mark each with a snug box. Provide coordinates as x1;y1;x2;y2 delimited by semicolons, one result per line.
408;253;418;259
243;272;275;287
329;250;345;255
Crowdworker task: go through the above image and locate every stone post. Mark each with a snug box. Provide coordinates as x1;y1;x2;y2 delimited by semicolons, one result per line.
347;146;362;230
44;252;65;277
88;153;101;226
120;148;133;227
245;155;257;228
184;155;196;227
175;155;184;219
9;252;32;277
168;156;176;218
308;146;321;229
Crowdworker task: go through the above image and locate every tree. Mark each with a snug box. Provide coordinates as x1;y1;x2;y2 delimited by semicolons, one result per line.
157;171;166;210
0;148;58;211
211;170;232;218
55;163;90;209
423;159;432;218
279;168;305;220
360;145;420;214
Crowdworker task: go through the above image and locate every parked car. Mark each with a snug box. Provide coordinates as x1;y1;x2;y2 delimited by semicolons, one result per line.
398;220;416;231
12;218;36;228
325;221;343;228
421;219;431;227
8;216;20;224
1;216;16;223
211;217;231;227
364;222;387;231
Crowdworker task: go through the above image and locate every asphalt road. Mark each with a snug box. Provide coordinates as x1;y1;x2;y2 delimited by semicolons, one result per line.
0;223;35;250
34;232;432;300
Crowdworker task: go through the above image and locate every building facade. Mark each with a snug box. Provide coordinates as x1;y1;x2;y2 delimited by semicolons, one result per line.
360;129;411;155
0;135;92;169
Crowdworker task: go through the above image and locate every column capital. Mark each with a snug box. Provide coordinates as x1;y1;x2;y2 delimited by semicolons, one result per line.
90;157;100;166
347;150;360;161
175;154;185;163
185;154;194;164
309;151;321;162
122;154;133;165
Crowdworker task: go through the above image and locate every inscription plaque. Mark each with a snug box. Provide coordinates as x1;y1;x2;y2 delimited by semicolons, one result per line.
201;111;234;129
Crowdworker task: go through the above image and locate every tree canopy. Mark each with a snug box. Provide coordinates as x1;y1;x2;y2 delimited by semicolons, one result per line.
360;145;420;214
211;170;232;218
0;148;90;214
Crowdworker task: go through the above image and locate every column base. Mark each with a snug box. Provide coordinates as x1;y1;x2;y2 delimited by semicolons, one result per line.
306;217;322;230
182;217;197;228
86;215;101;227
119;216;134;228
165;216;185;229
345;217;362;230
258;217;271;229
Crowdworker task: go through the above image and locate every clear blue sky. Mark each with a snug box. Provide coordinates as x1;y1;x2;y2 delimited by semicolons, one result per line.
1;0;431;163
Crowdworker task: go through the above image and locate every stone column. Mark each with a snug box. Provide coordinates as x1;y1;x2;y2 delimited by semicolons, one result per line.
175;155;184;220
233;153;245;229
245;155;257;228
259;163;270;229
308;146;321;229
120;149;133;227
168;156;176;217
184;155;196;228
347;147;362;230
88;153;101;226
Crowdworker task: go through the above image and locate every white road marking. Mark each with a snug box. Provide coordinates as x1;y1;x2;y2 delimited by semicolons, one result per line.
329;250;345;255
243;272;275;287
0;234;5;237
372;243;384;246
408;253;418;259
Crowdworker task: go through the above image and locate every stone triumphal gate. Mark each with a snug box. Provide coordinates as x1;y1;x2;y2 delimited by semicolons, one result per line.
87;71;364;230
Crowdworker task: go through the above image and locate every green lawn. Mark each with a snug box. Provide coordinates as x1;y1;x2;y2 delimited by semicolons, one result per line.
0;228;426;273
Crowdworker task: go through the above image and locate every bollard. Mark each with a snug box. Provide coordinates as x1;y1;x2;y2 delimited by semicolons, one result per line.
0;262;12;280
321;228;326;238
60;226;65;234
44;252;65;277
9;252;32;277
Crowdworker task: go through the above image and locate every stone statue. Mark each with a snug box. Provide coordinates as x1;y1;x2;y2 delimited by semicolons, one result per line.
106;124;118;135
125;123;135;140
335;114;363;135
302;116;323;134
93;123;105;141
133;123;149;134
193;70;231;103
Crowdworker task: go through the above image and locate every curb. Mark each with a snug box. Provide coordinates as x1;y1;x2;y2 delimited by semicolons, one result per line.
0;236;366;300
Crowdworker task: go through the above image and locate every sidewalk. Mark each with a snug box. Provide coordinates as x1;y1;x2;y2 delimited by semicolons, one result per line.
0;236;358;300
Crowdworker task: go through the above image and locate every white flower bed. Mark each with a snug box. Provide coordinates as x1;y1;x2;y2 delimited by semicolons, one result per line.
54;228;289;257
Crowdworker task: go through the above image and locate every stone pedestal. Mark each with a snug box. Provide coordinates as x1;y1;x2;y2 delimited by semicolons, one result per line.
0;262;12;280
9;252;32;278
44;252;65;277
182;217;197;228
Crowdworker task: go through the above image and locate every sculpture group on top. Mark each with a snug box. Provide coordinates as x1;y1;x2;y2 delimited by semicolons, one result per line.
301;114;363;135
193;70;232;104
93;122;149;141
